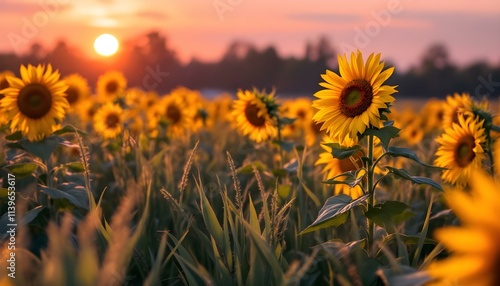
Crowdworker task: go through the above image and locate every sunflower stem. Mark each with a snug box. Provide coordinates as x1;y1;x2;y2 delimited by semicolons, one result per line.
367;134;375;254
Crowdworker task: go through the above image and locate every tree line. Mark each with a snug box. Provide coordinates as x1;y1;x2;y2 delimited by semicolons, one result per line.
1;31;499;99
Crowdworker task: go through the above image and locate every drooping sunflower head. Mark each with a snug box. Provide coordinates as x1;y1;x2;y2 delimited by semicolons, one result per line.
93;103;124;139
434;114;487;186
231;89;278;143
0;64;69;141
313;50;397;144
427;170;500;285
315;135;364;199
96;70;127;101
63;73;90;109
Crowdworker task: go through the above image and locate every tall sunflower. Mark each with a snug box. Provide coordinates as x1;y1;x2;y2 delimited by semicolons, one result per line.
96;71;127;101
63;73;90;108
0;64;69;141
231;89;278;143
427;170;500;285
313;50;397;144
93;103;124;139
434;115;487;186
315;135;364;199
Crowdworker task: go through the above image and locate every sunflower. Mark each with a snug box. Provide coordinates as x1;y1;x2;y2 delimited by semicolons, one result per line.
0;64;69;141
231;89;278;143
434;115;487;186
313;50;397;144
399;115;425;146
427;170;500;286
315;135;364;199
96;71;127;101
93;103;124;139
442;93;475;129
0;70;14;100
421;98;445;132
160;94;193;138
63;73;90;108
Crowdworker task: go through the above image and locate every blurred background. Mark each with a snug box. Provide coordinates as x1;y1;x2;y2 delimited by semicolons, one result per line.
1;0;499;98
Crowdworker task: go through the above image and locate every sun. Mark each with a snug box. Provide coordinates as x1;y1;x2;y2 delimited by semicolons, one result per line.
94;34;119;57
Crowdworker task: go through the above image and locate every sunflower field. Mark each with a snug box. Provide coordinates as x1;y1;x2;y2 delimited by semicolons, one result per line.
1;51;500;286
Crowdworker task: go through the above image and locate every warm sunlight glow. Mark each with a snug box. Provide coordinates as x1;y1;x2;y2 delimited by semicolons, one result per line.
93;34;119;57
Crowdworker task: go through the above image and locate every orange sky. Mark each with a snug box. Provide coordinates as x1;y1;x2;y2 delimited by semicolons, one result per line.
1;0;500;70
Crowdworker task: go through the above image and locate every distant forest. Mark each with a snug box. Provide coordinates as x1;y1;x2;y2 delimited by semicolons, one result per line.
1;31;499;99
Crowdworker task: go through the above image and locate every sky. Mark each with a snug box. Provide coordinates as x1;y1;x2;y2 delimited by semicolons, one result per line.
1;0;500;71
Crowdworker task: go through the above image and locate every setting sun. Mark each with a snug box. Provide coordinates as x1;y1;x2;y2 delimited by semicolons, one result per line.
93;34;119;57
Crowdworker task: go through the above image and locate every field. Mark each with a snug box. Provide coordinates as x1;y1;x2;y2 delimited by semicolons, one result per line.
1;58;500;286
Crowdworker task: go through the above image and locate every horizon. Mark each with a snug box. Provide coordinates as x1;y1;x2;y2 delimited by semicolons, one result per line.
1;0;500;72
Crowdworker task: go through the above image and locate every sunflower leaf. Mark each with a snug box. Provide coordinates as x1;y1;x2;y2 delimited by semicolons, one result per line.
53;125;89;136
365;201;415;232
363;126;400;150
40;185;89;209
377;266;432;286
299;193;370;235
5;131;23;141
385;146;442;169
273;140;295;152
385;166;443;192
19;136;63;161
4;163;39;177
322;169;366;188
323;143;363;160
278;116;296;126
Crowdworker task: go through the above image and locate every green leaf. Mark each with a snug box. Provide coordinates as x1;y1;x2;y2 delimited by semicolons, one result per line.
273;140;295;152
277;184;291;199
365;201;414;232
363;125;400;149
380;234;437;248
386;167;443;192
198;185;224;251
20;205;46;225
19;136;62;161
5;131;23;141
278;116;296;126
53;125;89;136
237;161;267;174
377;266;432;286
299;193;370;235
40;185;89;209
322;143;363;160
4;163;39;177
322;169;366;188
385;146;440;169
65;162;85;172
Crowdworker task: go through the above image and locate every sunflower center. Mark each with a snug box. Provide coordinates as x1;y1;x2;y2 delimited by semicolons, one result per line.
453;134;476;167
339;79;374;118
17;83;53;119
244;103;266;127
65;86;79;104
105;113;120;128
105;80;119;94
297;109;306;119
166;104;181;124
